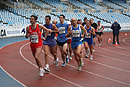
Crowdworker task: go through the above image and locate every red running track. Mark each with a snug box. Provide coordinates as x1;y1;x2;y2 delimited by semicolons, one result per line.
0;32;130;87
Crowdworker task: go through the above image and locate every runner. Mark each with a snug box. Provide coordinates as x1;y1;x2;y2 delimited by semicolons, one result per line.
84;20;95;60
97;21;104;46
25;15;49;77
90;18;97;52
77;19;84;66
67;21;72;60
52;20;58;59
56;14;69;67
43;15;59;73
66;18;87;71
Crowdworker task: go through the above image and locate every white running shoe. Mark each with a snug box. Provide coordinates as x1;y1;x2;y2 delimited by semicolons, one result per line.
39;68;44;77
93;49;95;52
98;43;101;47
90;55;93;61
55;58;59;67
77;65;82;71
81;58;84;67
44;67;50;73
69;56;72;60
85;50;89;58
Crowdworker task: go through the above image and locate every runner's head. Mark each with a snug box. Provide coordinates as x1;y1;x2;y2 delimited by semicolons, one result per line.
59;14;65;23
71;18;77;26
90;18;94;24
77;19;82;25
45;15;51;25
97;21;101;25
30;15;38;24
86;20;91;27
84;17;87;23
52;20;57;25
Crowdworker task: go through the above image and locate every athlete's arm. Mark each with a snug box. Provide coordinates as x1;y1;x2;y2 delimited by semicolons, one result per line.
80;25;87;38
25;26;30;38
101;25;104;32
52;24;59;33
91;27;96;35
39;24;49;39
66;26;73;37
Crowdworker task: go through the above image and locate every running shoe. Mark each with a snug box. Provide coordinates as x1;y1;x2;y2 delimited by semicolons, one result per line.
69;56;72;60
62;62;66;67
93;49;95;52
66;56;69;63
98;43;101;47
55;58;59;67
77;65;82;71
39;68;44;77
44;67;50;73
85;50;89;58
80;58;84;67
90;55;93;61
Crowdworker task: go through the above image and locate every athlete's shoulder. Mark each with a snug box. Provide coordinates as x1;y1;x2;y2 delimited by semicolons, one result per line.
91;26;95;30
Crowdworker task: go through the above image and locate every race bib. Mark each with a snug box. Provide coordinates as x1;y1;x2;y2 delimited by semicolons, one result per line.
31;35;38;43
85;33;91;38
59;27;65;34
73;30;80;37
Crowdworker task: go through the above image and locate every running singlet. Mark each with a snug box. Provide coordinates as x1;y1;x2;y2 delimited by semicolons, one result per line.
56;23;69;42
71;24;81;41
97;25;103;32
43;23;55;40
29;24;42;44
85;26;92;39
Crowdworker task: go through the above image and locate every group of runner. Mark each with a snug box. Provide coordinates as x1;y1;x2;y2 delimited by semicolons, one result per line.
25;15;104;77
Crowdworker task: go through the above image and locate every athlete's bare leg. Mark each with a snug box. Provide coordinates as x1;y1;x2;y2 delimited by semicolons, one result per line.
63;43;68;58
73;45;82;66
59;46;65;62
44;45;50;66
50;46;57;61
32;47;43;68
68;43;72;58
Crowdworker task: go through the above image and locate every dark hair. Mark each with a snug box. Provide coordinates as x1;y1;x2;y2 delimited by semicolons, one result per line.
90;18;94;20
45;15;51;20
60;14;65;18
30;15;38;20
87;20;91;23
98;21;100;23
78;19;82;22
84;17;87;20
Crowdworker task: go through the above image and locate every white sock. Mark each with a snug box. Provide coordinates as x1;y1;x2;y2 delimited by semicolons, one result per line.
46;64;49;68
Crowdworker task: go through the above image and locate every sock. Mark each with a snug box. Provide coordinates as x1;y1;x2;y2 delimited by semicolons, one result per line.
46;64;49;68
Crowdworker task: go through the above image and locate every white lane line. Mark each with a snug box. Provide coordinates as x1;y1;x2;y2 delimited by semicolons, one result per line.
19;43;82;87
94;53;130;64
0;66;27;87
41;50;130;86
123;37;130;45
0;40;28;87
97;46;130;57
82;48;130;72
83;58;130;73
108;41;130;50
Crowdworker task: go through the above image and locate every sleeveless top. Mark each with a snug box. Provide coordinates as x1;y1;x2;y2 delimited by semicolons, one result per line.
71;24;81;42
85;26;92;39
43;23;55;40
97;25;103;32
29;24;42;44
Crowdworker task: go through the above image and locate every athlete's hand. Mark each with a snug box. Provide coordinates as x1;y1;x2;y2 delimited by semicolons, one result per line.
49;30;52;33
81;35;84;38
42;37;46;41
89;30;91;33
70;31;74;35
25;33;30;38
